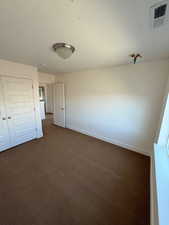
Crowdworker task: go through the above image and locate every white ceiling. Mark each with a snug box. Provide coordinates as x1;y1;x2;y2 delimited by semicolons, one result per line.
0;0;169;73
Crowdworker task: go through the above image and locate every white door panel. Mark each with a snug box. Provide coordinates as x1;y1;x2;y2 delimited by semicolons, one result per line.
54;83;65;127
0;79;10;152
2;77;37;147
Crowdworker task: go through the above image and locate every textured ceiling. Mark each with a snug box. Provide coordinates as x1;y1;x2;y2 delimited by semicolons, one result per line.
0;0;169;73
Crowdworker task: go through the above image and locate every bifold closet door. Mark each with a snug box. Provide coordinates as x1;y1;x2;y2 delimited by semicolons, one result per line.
2;76;37;148
0;79;10;152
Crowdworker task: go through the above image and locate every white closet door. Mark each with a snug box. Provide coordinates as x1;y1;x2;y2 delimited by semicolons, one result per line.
53;83;65;127
0;79;11;152
2;77;37;147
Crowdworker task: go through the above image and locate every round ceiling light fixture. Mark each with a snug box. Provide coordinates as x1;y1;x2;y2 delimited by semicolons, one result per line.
52;42;75;59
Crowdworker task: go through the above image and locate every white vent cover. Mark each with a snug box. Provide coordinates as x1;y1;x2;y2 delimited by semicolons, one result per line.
150;0;169;28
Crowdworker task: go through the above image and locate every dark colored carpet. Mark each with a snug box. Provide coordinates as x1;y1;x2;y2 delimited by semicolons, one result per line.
0;116;150;225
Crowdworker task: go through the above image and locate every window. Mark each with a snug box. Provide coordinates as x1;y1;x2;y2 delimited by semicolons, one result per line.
39;86;45;101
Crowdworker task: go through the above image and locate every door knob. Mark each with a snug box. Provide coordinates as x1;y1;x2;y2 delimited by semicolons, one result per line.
61;108;64;110
8;117;12;119
2;117;6;120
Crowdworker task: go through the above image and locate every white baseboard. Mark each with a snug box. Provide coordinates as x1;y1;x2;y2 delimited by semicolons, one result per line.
66;125;151;156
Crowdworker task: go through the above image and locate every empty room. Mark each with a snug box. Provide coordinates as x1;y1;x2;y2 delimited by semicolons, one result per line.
0;1;169;225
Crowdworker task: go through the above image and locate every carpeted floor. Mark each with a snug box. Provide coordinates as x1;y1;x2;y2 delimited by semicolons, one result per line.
0;116;150;225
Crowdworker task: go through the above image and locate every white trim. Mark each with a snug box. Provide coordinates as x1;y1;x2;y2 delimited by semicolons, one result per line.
66;125;151;156
151;148;159;225
154;144;169;225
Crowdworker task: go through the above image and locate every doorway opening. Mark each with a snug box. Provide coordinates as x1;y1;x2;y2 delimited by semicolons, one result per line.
39;84;54;129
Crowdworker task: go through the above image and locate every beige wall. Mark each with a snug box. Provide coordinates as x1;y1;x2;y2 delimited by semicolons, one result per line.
56;59;169;155
157;73;169;148
38;72;55;84
0;59;43;138
46;84;54;113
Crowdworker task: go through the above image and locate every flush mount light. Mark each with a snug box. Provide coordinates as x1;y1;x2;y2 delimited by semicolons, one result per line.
52;43;75;59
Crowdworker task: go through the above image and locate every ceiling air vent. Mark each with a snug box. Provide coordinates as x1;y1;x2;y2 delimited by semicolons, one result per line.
150;0;169;28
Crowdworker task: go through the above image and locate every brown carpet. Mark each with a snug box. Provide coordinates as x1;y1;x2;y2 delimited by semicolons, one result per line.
0;116;150;225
